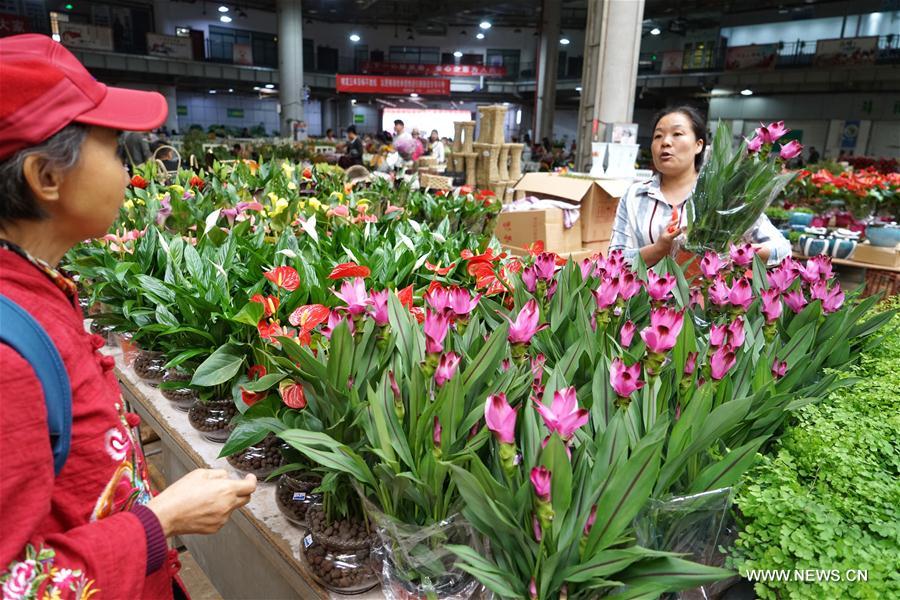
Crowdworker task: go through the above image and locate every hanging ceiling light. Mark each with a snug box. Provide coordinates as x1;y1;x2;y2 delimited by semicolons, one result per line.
560;37;570;45
476;32;485;39
349;33;361;42
650;27;661;35
220;15;232;23
479;21;491;30
453;50;463;58
218;5;229;13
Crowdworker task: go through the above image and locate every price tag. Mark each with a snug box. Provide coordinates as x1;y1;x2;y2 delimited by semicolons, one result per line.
292;492;307;501
303;534;314;549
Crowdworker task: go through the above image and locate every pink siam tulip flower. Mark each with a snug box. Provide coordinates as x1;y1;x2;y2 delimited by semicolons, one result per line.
610;358;645;398
485;393;517;444
434;352;461;387
783;289;807;313
640;308;684;354
618;272;642;301
729;277;753;311
503;299;548;344
684;352;698;375
593;278;620;310
529;578;538;600
425;286;451;313
156;194;172;226
710;345;738;380
533;387;589;442
530;466;552;502
729;243;755;267
448;287;480;317
533;515;542;542
768;264;797;293
424;310;451;354
811;280;845;313
334;277;372;315
322;310;355;338
700;252;724;279
710;323;728;347
583;505;597;536
580;258;597;280
810;256;834;281
760;288;783;323
757;120;789;144
533;253;558;280
369;290;390;326
728;317;746;348
771;359;788;379
521;266;538;293
645;271;677;302
620;320;636;347
501;358;511;372
389;370;401;400
746;135;763;153
433;416;442;447
531;354;546;384
690;288;705;309
708;276;731;306
779;140;803;160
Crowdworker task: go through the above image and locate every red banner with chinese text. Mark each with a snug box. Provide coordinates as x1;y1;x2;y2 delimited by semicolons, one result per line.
360;61;507;78
336;75;451;96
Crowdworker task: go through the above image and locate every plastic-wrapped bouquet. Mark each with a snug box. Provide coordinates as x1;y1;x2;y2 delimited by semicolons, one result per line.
685;121;800;255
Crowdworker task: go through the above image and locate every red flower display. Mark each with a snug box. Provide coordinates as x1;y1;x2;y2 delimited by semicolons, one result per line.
130;175;148;189
250;294;280;318
263;266;300;291
189;175;205;189
328;262;371;279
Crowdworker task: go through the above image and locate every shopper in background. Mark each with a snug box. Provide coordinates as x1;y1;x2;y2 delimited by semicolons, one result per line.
807;146;820;165
339;125;364;168
325;128;337;143
122;130;152;168
429;130;446;164
0;34;256;600
394;119;411;141
609;105;790;267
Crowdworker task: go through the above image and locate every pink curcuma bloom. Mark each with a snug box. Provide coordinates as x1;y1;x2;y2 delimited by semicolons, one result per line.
610;358;645;398
533;252;558;280
448;286;480;317
646;270;677;302
433;416;442;447
618;271;642;301
579;257;597;280
810;280;845;314
593;277;620;310
760;288;783;323
531;353;546;384
772;359;788;379
779;140;803;160
434;352;461;387
530;466;552;502
729;243;755;267
710;345;738;380
503;299;548;345
783;289;807;314
684;352;698;375
583;505;598;536
521;265;538;293
322;309;355;338
640;307;684;354
620;320;636;347
728;317;746;348
534;386;589;442
746;135;764;153
369;290;390;326
425;286;451;313
710;323;728;347
798;256;833;284
708;275;731;306
757;120;789;144
529;578;538;600
768;264;798;294
533;515;542;542
334;277;372;315
700;252;724;279
156;194;172;226
424;310;451;354
485;393;517;444
729;277;753;311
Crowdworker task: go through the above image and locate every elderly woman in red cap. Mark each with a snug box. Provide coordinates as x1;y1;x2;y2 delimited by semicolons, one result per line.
0;35;256;599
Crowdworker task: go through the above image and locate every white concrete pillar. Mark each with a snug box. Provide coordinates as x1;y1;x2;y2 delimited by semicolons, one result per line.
159;85;178;134
277;0;304;137
534;0;561;143
575;0;645;170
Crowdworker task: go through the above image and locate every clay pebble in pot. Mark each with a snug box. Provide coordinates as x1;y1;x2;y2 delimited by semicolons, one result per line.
89;320;116;343
133;350;166;386
160;369;198;412
225;433;284;478
275;472;322;527
187;399;237;443
303;505;379;594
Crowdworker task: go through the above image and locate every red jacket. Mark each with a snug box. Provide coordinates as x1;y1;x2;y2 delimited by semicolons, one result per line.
0;246;176;599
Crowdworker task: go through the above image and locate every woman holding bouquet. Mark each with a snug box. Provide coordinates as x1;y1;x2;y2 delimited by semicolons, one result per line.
609;106;790;266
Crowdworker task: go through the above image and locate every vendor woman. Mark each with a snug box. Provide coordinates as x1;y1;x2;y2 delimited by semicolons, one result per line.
0;35;256;599
609;106;790;266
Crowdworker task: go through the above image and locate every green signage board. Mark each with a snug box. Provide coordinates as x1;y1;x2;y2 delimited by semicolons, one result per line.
227;108;244;119
354;114;364;124
176;105;188;116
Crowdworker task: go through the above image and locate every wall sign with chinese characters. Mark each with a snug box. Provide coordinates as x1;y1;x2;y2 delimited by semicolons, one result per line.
360;61;506;78
336;75;451;96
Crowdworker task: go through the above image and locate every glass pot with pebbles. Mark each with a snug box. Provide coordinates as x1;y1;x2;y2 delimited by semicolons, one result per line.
274;470;322;527
302;505;379;595
188;394;237;443
159;368;199;411
225;432;285;478
132;349;167;386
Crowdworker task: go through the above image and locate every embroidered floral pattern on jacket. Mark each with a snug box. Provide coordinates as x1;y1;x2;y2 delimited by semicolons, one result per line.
1;545;98;600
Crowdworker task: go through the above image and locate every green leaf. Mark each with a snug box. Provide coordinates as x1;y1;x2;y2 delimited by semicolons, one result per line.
218;417;284;457
612;556;733;596
240;373;286;392
460;321;509;392
191;343;245;386
231;301;264;327
447;545;522;598
688;435;768;493
562;547;672;583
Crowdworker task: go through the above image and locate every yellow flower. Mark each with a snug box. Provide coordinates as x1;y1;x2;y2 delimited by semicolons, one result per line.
123;200;134;211
287;181;297;190
135;198;145;206
308;198;322;211
282;162;296;177
270;198;289;217
331;192;344;203
169;185;184;197
297;200;306;209
267;191;279;203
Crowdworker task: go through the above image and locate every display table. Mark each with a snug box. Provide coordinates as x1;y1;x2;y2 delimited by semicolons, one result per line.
792;252;900;297
105;344;384;600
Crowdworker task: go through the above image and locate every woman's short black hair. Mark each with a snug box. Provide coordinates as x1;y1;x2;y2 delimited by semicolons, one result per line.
651;105;708;172
346;125;357;135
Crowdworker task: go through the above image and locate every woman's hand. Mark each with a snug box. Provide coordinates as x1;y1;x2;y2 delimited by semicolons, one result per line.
640;208;685;266
146;469;257;537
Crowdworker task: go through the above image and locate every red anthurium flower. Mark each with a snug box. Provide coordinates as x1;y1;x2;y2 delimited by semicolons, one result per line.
130;175;148;189
189;175;205;189
397;285;414;308
458;185;473;195
327;205;350;218
241;364;268;406
279;380;307;409
247;365;267;380
250;294;280;318
302;167;313;179
264;266;300;291
525;240;545;256
288;304;330;330
328;261;371;279
425;261;456;275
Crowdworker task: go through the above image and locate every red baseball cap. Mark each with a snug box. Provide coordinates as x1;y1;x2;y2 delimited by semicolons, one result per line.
0;34;168;160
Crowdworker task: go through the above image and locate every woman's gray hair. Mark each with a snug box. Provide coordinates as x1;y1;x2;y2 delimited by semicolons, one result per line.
0;123;89;228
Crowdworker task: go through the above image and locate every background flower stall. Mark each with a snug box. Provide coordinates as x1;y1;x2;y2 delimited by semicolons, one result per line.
64;127;898;600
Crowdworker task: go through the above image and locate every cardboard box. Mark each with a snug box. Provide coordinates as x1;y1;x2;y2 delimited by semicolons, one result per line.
851;242;900;269
512;173;631;243
502;244;596;262
583;239;610;254
495;209;582;253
